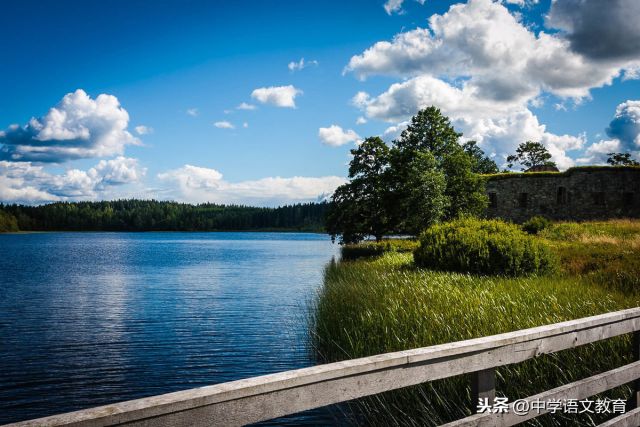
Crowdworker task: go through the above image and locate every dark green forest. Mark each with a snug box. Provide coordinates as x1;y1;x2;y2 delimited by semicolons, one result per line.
0;200;328;232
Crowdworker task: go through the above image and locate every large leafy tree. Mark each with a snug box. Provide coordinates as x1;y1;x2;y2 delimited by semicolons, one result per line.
506;141;557;171
327;107;490;243
326;137;391;243
607;152;640;166
391;106;487;221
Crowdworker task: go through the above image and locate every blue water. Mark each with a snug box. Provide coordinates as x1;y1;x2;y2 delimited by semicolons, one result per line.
0;232;341;425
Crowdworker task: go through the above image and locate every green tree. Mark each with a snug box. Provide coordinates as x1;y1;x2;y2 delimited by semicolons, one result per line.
506;141;557;171
326;137;392;243
395;106;462;161
392;106;487;221
462;140;499;174
397;151;447;235
441;149;488;219
607;152;640;166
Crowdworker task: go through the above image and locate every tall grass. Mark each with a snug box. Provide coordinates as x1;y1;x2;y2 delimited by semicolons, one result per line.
310;220;640;426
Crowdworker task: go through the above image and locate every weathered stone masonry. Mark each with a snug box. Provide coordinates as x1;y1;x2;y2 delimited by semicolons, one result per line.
484;166;640;223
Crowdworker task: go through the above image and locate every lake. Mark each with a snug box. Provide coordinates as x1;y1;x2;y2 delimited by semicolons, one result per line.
0;232;341;425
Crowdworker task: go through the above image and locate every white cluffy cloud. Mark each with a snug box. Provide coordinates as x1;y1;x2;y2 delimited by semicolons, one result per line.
0;89;140;163
158;164;345;206
186;108;199;117
0;157;146;203
318;125;361;147
214;121;235;129
288;58;319;72
345;0;640;169
251;85;302;108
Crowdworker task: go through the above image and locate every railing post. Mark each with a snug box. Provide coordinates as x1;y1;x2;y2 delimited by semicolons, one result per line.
471;368;495;412
633;331;640;408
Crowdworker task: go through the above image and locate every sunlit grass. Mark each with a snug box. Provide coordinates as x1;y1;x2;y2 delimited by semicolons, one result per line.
310;220;640;426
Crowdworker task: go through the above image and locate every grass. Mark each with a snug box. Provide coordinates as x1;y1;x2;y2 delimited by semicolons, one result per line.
310;219;640;426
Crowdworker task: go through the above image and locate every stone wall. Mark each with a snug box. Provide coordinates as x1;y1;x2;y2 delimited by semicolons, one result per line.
484;167;640;223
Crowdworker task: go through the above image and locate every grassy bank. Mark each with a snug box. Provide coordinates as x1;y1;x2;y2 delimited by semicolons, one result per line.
310;220;640;426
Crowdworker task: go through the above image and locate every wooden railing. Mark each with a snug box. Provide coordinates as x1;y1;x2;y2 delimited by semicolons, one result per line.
7;307;640;427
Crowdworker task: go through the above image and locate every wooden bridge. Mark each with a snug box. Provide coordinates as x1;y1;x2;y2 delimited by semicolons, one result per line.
7;307;640;427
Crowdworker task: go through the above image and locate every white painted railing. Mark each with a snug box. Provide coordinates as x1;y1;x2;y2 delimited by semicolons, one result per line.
6;307;640;427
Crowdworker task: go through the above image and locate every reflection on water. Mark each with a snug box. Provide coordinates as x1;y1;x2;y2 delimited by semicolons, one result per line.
0;232;341;425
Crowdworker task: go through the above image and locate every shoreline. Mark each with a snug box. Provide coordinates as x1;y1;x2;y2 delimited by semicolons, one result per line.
1;229;327;234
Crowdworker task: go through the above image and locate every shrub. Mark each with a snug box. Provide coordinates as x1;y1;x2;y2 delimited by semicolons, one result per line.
341;239;419;260
414;218;556;276
522;215;551;235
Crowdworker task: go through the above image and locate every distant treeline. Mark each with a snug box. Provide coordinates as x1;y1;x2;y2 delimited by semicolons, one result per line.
0;200;329;232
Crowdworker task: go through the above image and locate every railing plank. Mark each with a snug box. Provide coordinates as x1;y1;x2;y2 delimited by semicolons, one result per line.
597;407;640;427
443;361;640;427
6;308;640;427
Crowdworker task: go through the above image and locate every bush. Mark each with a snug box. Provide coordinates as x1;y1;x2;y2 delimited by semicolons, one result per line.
522;216;551;235
414;218;556;276
341;239;419;260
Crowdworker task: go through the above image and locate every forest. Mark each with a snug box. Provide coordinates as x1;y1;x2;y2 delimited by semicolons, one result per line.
0;200;328;232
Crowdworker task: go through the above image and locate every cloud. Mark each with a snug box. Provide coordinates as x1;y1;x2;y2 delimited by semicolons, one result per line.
546;0;640;61
0;156;145;203
288;58;319;72
384;0;404;15
356;116;368;125
243;122;249;128
134;125;152;135
577;139;622;164
186;108;199;117
605;100;640;151
384;0;426;15
214;121;235;129
579;100;640;164
237;102;256;110
345;0;633;100
251;85;303;108
0;89;139;163
158;164;346;206
318;125;361;147
382;121;409;141
354;74;585;169
345;0;640;169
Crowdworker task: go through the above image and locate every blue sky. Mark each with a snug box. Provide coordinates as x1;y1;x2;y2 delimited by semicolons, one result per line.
1;0;639;205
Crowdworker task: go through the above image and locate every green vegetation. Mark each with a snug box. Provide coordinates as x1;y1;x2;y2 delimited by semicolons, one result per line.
0;200;328;232
326;107;493;243
0;210;19;232
414;218;556;276
522;215;552;235
341;238;419;260
311;219;640;426
542;220;640;294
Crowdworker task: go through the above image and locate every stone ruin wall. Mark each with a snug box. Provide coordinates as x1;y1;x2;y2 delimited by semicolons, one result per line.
484;167;640;223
